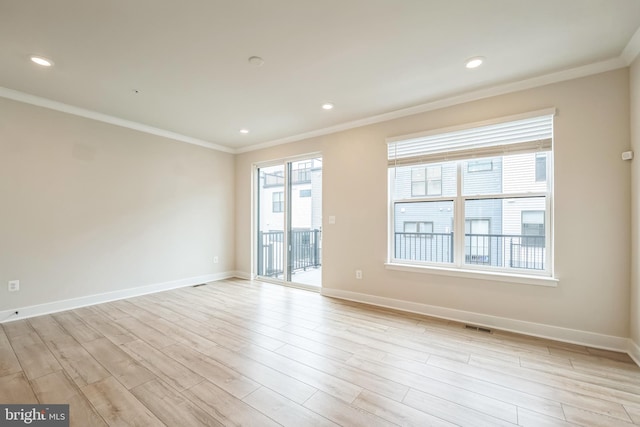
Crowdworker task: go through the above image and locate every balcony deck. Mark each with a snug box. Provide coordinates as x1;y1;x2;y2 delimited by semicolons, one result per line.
291;267;322;287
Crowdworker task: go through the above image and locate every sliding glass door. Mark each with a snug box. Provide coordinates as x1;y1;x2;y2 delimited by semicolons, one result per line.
256;156;322;287
256;164;286;281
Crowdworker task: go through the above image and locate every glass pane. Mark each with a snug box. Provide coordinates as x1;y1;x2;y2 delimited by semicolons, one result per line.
467;159;493;172
463;153;549;196
503;153;548;194
412;168;425;181
394;201;454;264
412;181;426;196
522;209;545;248
464;197;546;270
404;222;417;232
462;156;502;196
522;210;544;224
289;158;322;287
535;153;547;182
391;161;457;199
257;165;285;280
427;179;442;196
419;222;433;233
426;166;441;179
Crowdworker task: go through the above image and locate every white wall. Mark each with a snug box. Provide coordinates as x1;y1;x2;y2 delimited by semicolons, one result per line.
236;69;631;341
2;66;634;350
0;97;235;313
631;56;640;357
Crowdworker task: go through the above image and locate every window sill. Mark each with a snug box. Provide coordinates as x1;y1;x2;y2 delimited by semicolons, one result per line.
384;262;558;287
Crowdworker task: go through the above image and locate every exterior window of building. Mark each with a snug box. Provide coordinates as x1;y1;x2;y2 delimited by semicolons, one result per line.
522;210;545;247
403;221;434;233
535;153;547;182
293;161;312;183
300;189;311;197
465;219;490;264
411;166;442;196
272;192;284;213
467;159;493;172
265;171;284;187
388;111;554;276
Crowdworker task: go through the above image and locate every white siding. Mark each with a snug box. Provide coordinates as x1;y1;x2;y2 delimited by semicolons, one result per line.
502;152;547;194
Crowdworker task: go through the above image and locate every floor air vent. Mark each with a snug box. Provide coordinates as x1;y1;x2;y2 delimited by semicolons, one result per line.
192;283;207;287
464;324;492;334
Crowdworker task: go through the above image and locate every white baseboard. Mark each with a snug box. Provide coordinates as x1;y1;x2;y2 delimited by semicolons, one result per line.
629;339;640;366
0;271;234;323
233;270;252;280
320;288;629;354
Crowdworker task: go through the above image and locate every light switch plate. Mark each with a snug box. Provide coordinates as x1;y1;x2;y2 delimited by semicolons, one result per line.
8;280;19;292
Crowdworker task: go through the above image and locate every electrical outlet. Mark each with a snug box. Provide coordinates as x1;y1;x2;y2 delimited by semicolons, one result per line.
8;280;19;292
355;270;362;279
213;256;219;264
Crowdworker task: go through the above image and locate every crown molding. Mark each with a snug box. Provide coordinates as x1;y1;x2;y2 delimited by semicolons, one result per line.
237;56;627;154
0;52;632;156
0;87;234;154
622;25;640;65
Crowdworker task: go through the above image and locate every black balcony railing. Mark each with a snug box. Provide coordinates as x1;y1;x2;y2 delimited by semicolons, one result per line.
257;229;321;277
395;232;545;270
263;173;284;187
395;232;454;263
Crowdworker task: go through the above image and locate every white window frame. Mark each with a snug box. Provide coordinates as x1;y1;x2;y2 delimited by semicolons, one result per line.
252;152;323;289
386;109;557;286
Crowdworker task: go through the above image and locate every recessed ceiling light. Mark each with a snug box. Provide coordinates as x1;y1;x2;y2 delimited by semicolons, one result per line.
322;103;334;110
240;129;250;134
465;57;484;69
30;55;54;67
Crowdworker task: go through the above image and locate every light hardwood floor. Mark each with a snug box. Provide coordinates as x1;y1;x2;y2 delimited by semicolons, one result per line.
1;278;640;426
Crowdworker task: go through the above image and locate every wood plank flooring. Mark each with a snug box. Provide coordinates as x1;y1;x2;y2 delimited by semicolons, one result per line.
1;278;639;426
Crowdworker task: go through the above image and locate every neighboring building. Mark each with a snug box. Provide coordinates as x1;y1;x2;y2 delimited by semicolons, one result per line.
257;159;323;277
392;152;547;270
258;159;322;232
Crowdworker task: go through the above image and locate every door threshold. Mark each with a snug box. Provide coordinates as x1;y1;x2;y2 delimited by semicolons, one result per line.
255;277;321;293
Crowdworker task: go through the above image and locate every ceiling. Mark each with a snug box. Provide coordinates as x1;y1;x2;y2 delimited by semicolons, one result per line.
1;1;640;153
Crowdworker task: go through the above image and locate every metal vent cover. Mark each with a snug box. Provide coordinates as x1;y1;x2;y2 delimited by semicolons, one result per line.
464;324;492;334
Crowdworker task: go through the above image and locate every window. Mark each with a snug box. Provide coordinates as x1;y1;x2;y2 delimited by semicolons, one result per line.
467;159;493;172
293;161;312;183
411;166;441;196
264;171;284;187
403;221;434;233
395;202;453;263
388;110;554;275
272;192;284;213
522;210;545;247
535;153;547;182
465;218;490;265
256;157;323;287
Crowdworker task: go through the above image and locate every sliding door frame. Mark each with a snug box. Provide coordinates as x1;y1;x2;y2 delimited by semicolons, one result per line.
252;152;322;291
